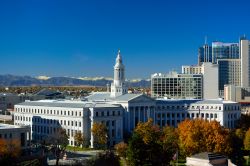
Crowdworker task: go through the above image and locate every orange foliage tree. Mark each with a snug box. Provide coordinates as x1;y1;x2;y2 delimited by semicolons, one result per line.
0;139;21;158
115;142;128;158
178;119;232;156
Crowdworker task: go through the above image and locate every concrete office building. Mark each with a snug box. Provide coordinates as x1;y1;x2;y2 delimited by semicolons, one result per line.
217;59;241;97
240;39;250;87
224;84;250;115
0;123;30;149
14;100;124;147
182;62;219;99
155;99;240;129
151;72;203;99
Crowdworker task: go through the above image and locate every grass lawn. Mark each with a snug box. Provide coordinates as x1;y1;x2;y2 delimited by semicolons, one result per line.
119;157;127;166
170;159;186;166
66;146;91;151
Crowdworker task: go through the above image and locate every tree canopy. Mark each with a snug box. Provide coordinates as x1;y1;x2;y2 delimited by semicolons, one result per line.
91;122;108;149
178;119;232;156
127;119;178;166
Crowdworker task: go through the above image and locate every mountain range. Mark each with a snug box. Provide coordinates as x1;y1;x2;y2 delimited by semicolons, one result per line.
0;75;151;87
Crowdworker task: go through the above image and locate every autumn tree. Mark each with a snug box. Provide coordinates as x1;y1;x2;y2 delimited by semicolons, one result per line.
46;128;69;166
127;119;177;166
244;128;250;151
91;122;108;149
178;119;232;157
115;142;128;158
161;126;179;162
0;139;21;165
74;131;86;148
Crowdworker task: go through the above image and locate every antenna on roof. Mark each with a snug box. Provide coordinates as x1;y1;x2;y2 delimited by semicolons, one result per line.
205;36;207;44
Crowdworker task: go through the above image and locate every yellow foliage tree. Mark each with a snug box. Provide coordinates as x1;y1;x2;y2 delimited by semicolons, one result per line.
115;142;128;158
244;128;250;150
74;131;86;147
178;119;232;156
91;122;108;149
134;118;161;144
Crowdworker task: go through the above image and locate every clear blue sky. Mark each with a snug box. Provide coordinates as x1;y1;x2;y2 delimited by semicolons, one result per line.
0;0;249;79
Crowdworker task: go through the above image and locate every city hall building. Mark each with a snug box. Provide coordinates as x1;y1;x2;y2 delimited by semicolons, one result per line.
14;51;241;147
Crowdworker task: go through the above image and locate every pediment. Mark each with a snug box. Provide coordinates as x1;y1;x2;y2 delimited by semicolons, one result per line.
129;95;155;103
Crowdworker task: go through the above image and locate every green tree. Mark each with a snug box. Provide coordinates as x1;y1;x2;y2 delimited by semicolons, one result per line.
91;122;108;149
161;126;179;162
46;128;69;166
236;114;250;132
229;129;245;165
127;119;177;166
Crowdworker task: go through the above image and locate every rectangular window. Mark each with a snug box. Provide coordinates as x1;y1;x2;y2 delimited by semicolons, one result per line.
79;122;81;127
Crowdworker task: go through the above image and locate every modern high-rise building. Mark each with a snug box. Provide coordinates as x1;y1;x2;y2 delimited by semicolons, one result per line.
217;59;241;96
182;62;219;99
151;72;203;99
212;42;239;64
240;39;250;87
198;44;212;65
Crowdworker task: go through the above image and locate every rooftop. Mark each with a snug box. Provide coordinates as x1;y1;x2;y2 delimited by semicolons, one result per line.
86;92;143;102
0;123;27;129
16;99;120;108
156;99;238;105
190;152;226;161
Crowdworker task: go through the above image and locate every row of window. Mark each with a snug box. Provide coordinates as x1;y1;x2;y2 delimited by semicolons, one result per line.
95;110;120;117
156;112;218;119
15;107;82;117
15;116;82;127
0;133;12;139
156;105;240;111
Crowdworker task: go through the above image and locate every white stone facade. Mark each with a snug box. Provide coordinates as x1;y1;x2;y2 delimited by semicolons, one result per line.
14;100;123;147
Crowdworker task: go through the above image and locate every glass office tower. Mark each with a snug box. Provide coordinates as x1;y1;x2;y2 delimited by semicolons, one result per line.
212;42;239;64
